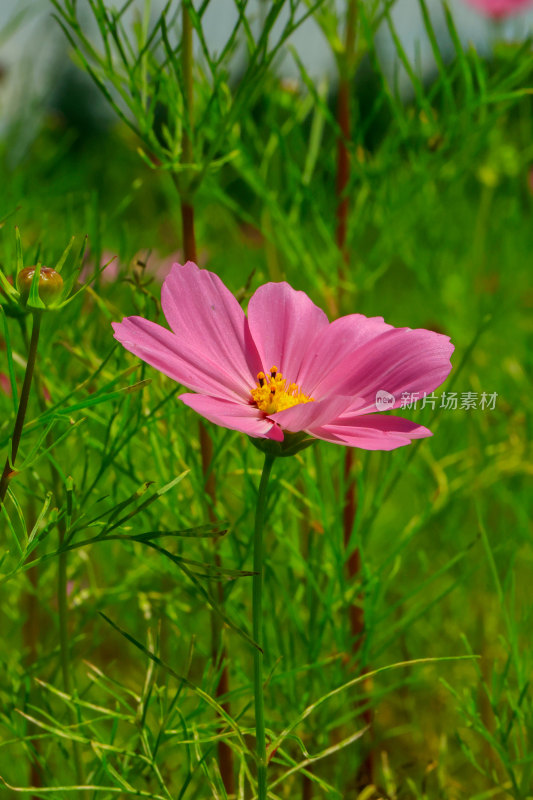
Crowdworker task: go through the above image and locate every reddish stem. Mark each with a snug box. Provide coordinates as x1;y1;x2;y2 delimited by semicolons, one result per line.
214;651;235;794
343;451;363;640
0;313;41;503
336;77;351;279
335;0;374;789
198;417;235;795
180;201;197;265
336;1;364;655
179;8;234;776
180;203;235;794
302;773;313;800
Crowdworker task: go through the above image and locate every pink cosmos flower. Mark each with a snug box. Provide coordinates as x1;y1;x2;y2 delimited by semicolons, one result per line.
112;262;454;450
463;0;533;17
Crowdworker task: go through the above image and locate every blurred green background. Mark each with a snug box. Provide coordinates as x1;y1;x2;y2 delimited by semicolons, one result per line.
0;2;532;798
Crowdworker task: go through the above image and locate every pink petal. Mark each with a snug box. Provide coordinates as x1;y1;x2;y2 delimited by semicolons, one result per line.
161;262;261;398
180;394;283;441
311;414;432;451
113;317;250;401
297;314;394;395
247;282;329;383
269;395;355;433
313;327;453;410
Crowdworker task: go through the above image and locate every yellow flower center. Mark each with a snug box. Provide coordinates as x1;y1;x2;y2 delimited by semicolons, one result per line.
251;366;314;414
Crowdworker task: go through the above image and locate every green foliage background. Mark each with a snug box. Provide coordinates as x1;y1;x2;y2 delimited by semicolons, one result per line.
0;1;531;798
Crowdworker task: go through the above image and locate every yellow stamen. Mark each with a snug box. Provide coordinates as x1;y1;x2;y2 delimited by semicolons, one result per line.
251;366;314;414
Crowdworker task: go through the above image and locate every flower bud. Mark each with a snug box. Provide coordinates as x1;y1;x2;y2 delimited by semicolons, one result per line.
16;266;64;307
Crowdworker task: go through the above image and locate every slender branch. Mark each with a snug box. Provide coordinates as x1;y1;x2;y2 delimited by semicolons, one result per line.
29;326;84;784
22;501;42;799
179;4;233;793
56;482;83;784
180;2;198;263
180;201;197;264
0;312;42;503
335;0;357;282
253;452;275;800
200;420;235;794
0;310;83;783
181;2;194;169
336;0;364;653
334;0;375;791
11;318;45;797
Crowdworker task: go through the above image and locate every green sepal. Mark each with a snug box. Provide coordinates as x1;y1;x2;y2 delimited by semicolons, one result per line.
250;431;316;458
54;232;85;274
0;268;19;303
15;227;23;273
26;263;46;310
53;233;87;304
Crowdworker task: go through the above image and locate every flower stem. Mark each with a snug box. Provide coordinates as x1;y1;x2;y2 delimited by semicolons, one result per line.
334;0;375;788
57;483;83;784
57;559;83;781
179;6;234;793
181;1;194;166
180;1;198;263
253;452;275;800
0;311;42;504
335;0;358;284
180;201;197;264
30;336;84;783
11;318;44;798
200;418;235;793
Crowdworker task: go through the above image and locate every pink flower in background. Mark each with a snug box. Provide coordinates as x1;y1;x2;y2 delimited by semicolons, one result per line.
80;248;208;286
0;373;52;401
79;251;120;285
464;0;533;16
112;262;453;450
0;373;11;396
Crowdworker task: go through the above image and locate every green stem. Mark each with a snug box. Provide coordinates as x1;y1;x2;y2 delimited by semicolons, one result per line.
181;0;194;181
181;1;194;169
0;312;42;504
23;324;83;783
335;0;358;281
57;490;83;783
253;453;275;800
179;2;197;263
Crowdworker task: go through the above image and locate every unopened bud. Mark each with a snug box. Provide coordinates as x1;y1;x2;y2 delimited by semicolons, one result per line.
16;266;64;307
